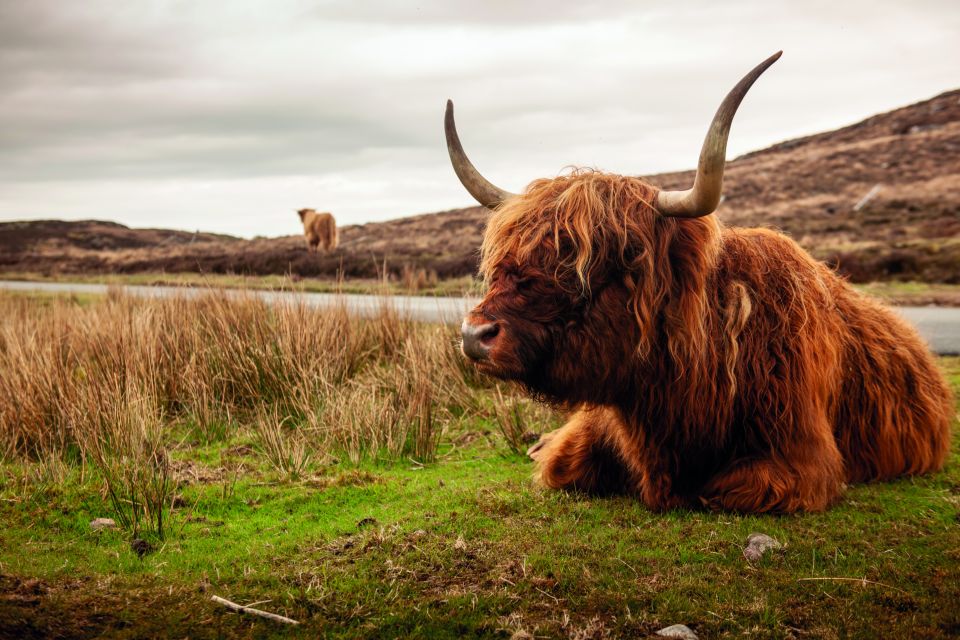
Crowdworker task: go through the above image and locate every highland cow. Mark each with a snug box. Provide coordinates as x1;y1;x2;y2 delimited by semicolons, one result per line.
446;52;953;513
297;208;338;252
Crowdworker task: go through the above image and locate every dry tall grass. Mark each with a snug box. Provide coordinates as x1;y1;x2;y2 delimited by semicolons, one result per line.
492;386;557;455
0;292;471;460
0;291;560;535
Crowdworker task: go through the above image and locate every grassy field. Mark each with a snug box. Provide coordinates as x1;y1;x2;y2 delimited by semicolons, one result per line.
0;292;957;639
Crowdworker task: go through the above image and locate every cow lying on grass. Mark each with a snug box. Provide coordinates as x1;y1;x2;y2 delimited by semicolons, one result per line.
447;52;952;513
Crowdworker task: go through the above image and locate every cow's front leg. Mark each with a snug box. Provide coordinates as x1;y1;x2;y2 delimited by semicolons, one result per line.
531;407;633;495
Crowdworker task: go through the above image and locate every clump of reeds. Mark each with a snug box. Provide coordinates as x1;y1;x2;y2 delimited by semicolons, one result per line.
0;291;500;513
253;409;313;481
67;366;173;539
491;385;561;455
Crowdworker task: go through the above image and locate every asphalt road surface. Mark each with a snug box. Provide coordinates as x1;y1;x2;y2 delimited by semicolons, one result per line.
2;280;957;355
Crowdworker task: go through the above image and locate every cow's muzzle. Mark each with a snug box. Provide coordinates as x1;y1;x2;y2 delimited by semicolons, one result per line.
460;318;500;361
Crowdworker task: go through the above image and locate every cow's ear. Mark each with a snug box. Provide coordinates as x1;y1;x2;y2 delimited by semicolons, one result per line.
297;209;307;221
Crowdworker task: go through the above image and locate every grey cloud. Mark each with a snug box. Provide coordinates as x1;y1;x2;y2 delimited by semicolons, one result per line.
0;3;190;87
0;0;958;236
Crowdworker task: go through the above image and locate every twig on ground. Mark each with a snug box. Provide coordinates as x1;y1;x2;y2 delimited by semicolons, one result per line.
615;557;638;576
210;595;300;625
797;576;909;596
535;586;560;603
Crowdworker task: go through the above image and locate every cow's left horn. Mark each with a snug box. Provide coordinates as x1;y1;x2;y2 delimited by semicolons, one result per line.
445;100;517;209
656;51;782;218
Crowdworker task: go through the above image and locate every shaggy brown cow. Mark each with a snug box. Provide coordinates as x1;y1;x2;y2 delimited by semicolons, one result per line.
447;52;953;513
297;208;338;252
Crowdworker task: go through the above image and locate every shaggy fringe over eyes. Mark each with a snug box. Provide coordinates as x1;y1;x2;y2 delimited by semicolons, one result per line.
481;170;660;292
479;169;723;362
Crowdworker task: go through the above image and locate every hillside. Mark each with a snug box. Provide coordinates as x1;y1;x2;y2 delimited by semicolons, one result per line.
2;90;959;283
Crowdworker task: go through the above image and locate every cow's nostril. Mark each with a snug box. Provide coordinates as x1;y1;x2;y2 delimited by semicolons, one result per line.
478;323;499;344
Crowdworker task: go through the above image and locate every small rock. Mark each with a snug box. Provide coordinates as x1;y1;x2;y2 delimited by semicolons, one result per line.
657;624;698;640
411;529;427;538
453;535;467;551
89;518;116;531
743;532;783;562
130;538;154;558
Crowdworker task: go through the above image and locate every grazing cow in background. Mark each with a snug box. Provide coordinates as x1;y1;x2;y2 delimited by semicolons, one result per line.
446;52;953;513
297;209;338;252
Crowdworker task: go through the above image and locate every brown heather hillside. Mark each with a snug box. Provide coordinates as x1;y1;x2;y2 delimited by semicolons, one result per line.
2;90;959;283
652;88;960;283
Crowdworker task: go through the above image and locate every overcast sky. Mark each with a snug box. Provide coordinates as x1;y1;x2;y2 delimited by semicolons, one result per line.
1;1;958;238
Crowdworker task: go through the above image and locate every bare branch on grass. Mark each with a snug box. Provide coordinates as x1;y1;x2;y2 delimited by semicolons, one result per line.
210;595;299;625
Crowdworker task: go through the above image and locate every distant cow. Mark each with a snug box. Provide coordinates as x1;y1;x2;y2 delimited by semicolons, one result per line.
297;209;338;252
447;52;952;513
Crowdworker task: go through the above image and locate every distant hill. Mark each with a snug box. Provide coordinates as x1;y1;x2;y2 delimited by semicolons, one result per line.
2;89;959;283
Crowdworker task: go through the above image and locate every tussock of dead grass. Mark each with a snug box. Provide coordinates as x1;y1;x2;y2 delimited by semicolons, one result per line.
0;291;538;534
492;385;556;455
0;292;476;462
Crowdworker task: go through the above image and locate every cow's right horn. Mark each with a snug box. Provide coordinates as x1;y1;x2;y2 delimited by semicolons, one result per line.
445;100;517;209
655;51;782;218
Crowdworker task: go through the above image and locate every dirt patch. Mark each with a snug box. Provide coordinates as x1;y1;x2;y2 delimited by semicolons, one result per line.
0;575;46;607
0;574;132;639
305;469;381;490
223;444;255;457
169;459;225;485
0;573;277;640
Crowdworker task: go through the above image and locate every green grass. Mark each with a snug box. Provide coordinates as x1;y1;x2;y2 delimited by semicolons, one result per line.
853;281;960;306
1;358;958;638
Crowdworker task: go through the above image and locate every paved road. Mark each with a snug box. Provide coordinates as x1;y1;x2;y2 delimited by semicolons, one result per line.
2;280;958;355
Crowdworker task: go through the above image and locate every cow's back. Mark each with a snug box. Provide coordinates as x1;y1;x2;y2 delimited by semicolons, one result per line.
718;226;951;483
829;286;952;481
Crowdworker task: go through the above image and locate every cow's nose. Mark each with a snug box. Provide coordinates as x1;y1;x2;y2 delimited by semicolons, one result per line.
461;319;500;361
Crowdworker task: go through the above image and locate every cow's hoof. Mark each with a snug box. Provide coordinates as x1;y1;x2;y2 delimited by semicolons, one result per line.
526;432;557;461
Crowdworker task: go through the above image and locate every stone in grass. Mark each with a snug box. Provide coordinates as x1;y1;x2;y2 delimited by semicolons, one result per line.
657;624;698;639
89;518;117;531
743;532;783;562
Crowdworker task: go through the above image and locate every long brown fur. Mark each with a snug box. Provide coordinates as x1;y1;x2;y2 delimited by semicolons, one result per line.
468;170;953;513
297;208;338;252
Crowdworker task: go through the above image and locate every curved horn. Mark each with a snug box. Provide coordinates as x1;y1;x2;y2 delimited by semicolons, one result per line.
656;51;782;218
445;100;517;209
